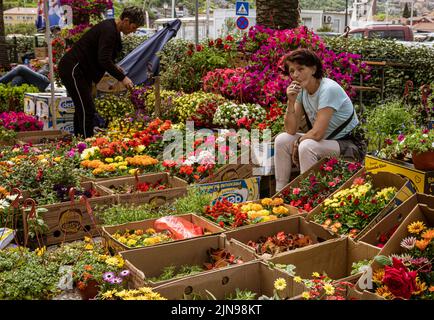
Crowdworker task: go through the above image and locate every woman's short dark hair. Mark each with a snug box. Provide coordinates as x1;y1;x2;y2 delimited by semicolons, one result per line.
120;6;145;26
281;49;324;79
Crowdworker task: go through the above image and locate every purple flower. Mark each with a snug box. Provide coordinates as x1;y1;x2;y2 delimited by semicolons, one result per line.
77;142;87;153
67;149;76;158
119;270;130;278
112;277;123;284
397;134;405;142
411;257;432;273
102;272;115;282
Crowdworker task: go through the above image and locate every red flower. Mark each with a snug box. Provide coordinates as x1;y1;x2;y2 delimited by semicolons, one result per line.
187;50;193;56
383;258;417;299
196;44;203;52
225;35;234;41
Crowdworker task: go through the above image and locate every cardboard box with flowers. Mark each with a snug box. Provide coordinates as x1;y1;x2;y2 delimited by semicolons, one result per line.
307;171;409;240
268;237;380;284
120;234;256;288
361;203;434;300
202;197;300;230
102;213;225;253
359;193;434;248
274;157;364;213
15;130;70;145
95;172;188;207
153;260;306;300
222;216;338;259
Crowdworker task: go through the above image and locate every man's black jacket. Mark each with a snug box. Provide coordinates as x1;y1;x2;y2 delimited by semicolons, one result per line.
61;19;125;83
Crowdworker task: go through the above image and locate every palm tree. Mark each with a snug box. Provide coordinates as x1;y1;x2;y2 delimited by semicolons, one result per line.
0;0;10;69
256;0;300;30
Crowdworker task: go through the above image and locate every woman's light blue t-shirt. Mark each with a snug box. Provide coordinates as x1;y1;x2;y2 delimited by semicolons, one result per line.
296;78;358;140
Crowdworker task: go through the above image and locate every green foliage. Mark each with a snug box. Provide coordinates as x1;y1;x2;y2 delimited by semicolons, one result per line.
0;127;17;145
351;259;371;275
324;37;434;106
173;188;212;215
148;264;203;283
0;84;39;112
363;100;416;151
5;24;37;36
225;288;257;300
95;93;135;124
96;203;174;226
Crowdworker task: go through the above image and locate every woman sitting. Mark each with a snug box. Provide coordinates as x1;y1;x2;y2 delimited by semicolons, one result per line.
274;48;364;192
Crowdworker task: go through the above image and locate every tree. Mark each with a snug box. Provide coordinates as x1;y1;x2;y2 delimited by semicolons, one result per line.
0;0;10;69
256;0;300;29
403;3;410;18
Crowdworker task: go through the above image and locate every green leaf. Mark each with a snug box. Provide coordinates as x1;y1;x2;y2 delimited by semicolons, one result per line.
374;255;392;266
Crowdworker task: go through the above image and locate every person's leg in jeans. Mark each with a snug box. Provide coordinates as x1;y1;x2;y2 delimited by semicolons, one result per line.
298;139;340;173
274;132;302;192
0;65;49;91
10;75;25;86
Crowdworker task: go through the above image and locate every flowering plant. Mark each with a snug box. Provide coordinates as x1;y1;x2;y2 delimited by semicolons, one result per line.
99;287;166;300
60;0;112;17
381;128;434;159
107;179;169;194
111;228;173;248
314;176;397;237
213;101;267;130
372;221;433;300
173;91;226;123
0;112;43;131
277;158;362;212
298;274;355;300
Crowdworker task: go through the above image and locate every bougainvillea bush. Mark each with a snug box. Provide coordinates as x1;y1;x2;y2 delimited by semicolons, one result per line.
203;25;370;107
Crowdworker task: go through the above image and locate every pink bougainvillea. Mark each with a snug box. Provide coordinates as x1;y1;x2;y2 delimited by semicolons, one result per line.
203;25;370;107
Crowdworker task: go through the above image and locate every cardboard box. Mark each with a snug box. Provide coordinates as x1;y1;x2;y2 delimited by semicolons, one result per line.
268;237;380;283
96;173;188;207
358;193;434;248
365;154;434;195
23;92;39;115
39;116;74;134
199;163;253;183
102;214;225;253
223;216;338;259
120;234;257;288
35;92;75;118
306;171;410;240
41;194;117;245
273;158;365;212
153;261;306;300
16;130;70;144
196;177;261;205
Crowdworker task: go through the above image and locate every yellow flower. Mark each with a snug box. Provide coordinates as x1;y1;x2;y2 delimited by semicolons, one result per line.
35;246;46;256
129;168;139;175
271;198;284;206
127;239;137;247
408;221;426;234
118;165;128;170
274;278;287;291
375;286;393;299
105;158;114;163
294;276;302;283
261;198;273;206
251;203;263;211
115;156;124;162
145;228;156;235
323;283;335;295
312;272;320;278
273;206;289;215
135;145;145;153
372;269;385;285
84;236;92;243
54;156;61;163
414;277;427;295
117;236;127;244
105;257;120;266
84;243;93;250
301;291;310;299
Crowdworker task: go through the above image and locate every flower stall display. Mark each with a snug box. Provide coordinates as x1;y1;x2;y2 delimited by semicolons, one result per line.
277;157;362;212
95;93;135;124
0;112;43;132
247;231;312;256
99;287;167;300
105;179;169;194
213;101;267;130
371;220;433;300
203;198;293;229
312;176;397;238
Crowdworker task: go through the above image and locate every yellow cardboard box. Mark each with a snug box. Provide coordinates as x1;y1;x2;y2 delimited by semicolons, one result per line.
365;155;434;195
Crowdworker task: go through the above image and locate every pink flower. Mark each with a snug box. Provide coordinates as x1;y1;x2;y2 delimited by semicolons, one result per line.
292;188;301;195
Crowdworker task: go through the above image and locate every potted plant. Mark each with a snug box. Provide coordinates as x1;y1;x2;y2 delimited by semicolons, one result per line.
405;128;434;171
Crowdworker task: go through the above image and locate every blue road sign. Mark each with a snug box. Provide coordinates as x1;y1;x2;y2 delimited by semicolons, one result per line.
236;16;249;30
236;1;249;16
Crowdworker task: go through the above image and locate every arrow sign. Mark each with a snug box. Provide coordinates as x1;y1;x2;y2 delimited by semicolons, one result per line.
236;1;249;16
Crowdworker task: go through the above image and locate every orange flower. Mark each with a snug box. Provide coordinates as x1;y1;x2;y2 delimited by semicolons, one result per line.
84;265;93;271
421;229;434;240
429;286;434;292
77;281;86;290
415;239;430;251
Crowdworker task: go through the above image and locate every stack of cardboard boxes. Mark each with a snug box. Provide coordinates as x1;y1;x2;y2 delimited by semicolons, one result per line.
23;92;75;134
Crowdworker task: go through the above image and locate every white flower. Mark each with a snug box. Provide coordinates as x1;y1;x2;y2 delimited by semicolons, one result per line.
400;236;416;250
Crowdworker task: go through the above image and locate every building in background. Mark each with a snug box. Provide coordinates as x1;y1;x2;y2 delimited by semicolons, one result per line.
4;7;38;25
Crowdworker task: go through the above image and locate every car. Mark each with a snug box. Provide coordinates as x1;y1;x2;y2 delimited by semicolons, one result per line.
348;24;414;41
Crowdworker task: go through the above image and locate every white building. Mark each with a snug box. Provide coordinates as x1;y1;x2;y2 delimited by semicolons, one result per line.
154;9;350;41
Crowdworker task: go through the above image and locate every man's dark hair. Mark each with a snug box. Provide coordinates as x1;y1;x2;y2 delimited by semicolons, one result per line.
281;49;324;79
120;6;145;26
